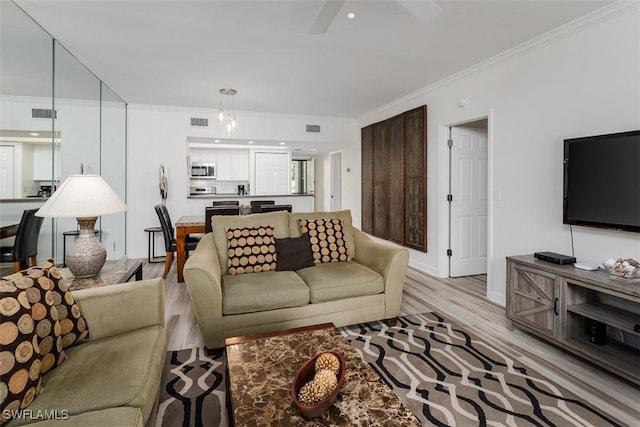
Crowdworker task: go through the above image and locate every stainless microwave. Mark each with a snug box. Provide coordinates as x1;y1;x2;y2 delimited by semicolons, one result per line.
191;162;216;179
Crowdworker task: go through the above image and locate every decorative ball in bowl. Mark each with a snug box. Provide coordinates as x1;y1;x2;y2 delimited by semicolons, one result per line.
603;257;640;279
290;351;346;419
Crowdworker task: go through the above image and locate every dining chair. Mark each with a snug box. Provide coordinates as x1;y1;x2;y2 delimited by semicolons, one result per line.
212;200;239;206
205;206;240;233
154;204;200;279
0;208;45;272
250;200;275;213
260;204;292;213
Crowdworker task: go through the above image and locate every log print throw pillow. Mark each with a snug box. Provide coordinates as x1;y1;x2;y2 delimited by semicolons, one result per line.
0;266;67;423
38;260;90;349
226;225;277;275
298;218;350;264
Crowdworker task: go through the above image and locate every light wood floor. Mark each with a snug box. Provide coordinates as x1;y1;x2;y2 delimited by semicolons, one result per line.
142;260;640;425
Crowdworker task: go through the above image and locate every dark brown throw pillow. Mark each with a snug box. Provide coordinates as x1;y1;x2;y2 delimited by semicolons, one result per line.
275;233;315;271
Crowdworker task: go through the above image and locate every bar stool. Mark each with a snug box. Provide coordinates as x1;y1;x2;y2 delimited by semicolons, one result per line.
144;226;166;263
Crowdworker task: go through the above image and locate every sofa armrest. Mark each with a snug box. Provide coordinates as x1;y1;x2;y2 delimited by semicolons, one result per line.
352;228;409;319
72;277;165;341
183;234;225;348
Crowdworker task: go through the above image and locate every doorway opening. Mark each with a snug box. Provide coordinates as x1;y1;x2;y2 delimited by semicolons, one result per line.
447;118;489;277
330;151;342;211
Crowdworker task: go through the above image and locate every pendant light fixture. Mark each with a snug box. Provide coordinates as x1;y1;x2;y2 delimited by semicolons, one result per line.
218;88;238;135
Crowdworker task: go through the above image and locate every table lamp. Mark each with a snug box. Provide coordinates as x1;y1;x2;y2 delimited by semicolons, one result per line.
36;174;127;278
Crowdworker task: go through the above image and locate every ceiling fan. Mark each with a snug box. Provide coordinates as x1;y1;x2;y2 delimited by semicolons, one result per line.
308;0;442;34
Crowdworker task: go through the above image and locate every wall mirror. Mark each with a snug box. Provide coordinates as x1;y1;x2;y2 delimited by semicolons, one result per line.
0;1;127;266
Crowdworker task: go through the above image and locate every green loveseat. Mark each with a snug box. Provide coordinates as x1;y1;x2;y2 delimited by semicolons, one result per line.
184;209;410;349
4;278;167;427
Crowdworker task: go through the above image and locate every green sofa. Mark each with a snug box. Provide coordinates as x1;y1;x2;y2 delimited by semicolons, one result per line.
184;209;410;349
5;278;167;427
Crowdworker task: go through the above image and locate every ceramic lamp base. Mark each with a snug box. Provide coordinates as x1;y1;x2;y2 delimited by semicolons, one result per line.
66;217;105;278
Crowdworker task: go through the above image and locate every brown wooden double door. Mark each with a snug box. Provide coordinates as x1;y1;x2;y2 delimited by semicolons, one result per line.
361;105;427;252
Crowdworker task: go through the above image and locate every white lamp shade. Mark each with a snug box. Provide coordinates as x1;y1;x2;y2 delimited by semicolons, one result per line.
36;175;127;218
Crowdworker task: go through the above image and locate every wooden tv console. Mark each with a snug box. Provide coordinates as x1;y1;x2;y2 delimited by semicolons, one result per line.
506;255;640;385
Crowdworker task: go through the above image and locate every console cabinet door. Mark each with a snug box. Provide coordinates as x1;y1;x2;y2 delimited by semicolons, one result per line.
507;262;560;338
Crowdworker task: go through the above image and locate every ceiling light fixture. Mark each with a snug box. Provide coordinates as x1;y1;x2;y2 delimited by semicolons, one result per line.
217;88;238;135
347;12;355;19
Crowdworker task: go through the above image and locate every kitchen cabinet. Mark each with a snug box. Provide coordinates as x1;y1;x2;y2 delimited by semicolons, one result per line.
217;149;248;181
361;105;427;251
253;152;290;195
33;144;60;181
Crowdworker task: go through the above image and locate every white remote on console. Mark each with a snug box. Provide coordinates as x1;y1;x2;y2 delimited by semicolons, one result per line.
573;262;600;271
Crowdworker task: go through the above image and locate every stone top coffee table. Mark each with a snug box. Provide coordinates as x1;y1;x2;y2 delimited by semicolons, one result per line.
225;324;420;426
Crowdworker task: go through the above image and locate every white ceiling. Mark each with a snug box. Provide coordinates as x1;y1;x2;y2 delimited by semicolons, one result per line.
11;0;613;119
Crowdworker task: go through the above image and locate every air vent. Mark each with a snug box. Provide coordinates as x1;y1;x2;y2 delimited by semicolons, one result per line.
190;117;209;127
32;108;57;119
306;124;321;133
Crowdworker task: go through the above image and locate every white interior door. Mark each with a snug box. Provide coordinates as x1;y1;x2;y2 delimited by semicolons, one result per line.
0;146;15;199
330;152;341;211
254;152;289;195
449;126;488;277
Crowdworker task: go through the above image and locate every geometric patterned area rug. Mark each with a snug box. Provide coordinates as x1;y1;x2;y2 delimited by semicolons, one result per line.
155;347;227;427
156;313;623;426
340;312;623;427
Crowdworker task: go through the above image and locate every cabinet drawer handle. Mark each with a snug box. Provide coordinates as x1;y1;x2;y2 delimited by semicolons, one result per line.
554;297;559;316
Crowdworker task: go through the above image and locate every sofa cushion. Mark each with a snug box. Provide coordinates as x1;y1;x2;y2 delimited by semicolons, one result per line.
211;211;290;274
289;210;356;260
298;218;351;264
222;271;310;315
275;233;315;271
296;262;384;303
16;325;165;425
226;225;277;275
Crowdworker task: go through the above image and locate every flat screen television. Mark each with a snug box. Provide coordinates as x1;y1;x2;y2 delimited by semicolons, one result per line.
563;130;640;233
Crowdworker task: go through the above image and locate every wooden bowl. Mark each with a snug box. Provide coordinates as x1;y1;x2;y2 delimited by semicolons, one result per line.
290;351;346;419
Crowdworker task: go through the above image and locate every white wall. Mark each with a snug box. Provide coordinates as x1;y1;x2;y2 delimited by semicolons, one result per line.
126;106;357;258
355;4;640;305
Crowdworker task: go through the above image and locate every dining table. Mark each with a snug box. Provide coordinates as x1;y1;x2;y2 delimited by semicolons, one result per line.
175;215;205;282
0;221;20;240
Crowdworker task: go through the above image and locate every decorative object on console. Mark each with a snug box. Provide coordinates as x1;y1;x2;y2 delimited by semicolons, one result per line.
218;87;238;135
603;257;640;279
36;175;127;278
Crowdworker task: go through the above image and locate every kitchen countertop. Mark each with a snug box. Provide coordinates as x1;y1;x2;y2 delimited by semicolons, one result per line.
188;193;314;199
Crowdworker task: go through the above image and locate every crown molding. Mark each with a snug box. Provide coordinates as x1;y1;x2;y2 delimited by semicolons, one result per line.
127;103;355;124
358;1;639;124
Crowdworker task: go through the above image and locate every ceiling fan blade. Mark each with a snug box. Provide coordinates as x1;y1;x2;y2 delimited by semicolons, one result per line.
308;0;346;34
397;0;442;24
